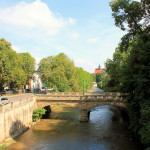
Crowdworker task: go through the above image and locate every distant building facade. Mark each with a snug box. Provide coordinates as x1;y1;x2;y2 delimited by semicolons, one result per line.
94;65;103;74
25;73;43;91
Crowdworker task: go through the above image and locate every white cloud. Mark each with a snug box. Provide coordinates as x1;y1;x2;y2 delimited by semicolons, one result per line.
68;32;80;39
52;45;73;56
35;57;41;64
75;58;95;73
68;18;77;25
35;56;41;69
87;38;100;43
32;47;41;52
0;0;76;35
11;45;21;52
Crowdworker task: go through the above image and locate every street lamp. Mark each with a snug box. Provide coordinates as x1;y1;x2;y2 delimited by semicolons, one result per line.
47;79;48;93
86;80;88;92
83;80;85;96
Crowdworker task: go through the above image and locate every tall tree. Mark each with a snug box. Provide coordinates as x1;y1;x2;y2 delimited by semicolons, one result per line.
38;53;93;92
38;53;79;92
109;0;150;148
19;52;35;80
0;38;35;90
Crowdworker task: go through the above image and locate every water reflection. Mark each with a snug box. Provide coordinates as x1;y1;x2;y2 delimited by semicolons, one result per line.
7;105;142;150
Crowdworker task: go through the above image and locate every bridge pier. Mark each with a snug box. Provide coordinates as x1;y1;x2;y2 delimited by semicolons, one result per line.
80;109;89;122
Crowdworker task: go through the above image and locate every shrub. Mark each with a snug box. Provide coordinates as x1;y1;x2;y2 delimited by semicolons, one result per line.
32;108;46;122
0;144;7;149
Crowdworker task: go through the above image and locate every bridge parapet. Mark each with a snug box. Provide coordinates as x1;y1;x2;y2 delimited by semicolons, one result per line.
36;94;124;101
46;92;121;96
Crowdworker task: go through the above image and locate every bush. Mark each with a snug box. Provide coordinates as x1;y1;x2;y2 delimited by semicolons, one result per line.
0;144;7;149
32;108;46;122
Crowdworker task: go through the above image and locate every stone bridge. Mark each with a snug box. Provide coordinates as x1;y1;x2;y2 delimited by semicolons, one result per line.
36;92;126;122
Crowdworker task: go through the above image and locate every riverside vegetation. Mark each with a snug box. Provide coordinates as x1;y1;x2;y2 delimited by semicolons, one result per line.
94;0;150;149
32;108;47;122
0;39;93;92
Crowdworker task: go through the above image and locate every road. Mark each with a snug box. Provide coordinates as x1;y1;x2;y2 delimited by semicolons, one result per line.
6;93;34;102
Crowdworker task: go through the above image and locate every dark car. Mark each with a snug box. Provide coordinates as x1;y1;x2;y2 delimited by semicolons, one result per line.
42;86;46;89
0;97;10;105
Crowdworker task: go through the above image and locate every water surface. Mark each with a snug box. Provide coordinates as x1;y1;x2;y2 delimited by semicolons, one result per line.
6;105;142;150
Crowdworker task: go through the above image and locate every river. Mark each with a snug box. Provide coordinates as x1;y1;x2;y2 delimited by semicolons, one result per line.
6;86;142;150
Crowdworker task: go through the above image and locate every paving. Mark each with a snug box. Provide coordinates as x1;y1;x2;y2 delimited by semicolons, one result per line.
3;93;34;102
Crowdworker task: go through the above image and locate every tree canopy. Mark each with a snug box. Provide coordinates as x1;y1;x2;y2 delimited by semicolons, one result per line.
0;38;35;90
38;53;93;92
105;0;150;148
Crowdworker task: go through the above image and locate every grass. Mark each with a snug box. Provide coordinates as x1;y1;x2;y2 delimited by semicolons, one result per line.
0;144;7;150
52;105;63;110
0;139;16;150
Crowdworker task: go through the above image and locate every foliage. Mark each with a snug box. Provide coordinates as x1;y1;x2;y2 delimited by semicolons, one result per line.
107;0;150;148
38;53;93;92
0;144;7;149
19;53;35;80
32;108;46;122
96;73;101;83
0;38;35;90
97;71;107;89
76;67;93;92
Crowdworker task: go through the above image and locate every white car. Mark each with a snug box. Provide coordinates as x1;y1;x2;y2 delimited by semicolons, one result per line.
0;97;10;105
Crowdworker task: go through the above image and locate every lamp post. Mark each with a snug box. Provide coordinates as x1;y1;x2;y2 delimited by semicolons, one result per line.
86;80;88;92
47;79;48;93
83;80;85;96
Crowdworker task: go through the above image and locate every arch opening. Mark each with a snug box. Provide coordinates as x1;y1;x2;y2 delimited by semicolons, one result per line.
41;104;81;121
42;105;51;119
88;105;128;122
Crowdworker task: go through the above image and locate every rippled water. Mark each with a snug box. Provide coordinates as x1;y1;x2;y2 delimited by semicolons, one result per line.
6;105;142;150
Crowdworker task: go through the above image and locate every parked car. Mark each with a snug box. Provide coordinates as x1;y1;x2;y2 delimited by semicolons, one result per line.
42;85;46;89
0;97;10;105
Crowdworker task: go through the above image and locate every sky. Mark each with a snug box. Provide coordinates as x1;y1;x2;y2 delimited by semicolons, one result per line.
0;0;125;73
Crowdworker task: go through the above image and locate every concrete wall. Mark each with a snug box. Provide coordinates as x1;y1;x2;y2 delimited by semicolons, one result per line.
0;96;37;143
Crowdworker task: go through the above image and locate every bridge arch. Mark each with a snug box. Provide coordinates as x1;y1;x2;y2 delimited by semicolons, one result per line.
86;101;126;113
38;102;83;121
36;92;126;122
37;101;82;111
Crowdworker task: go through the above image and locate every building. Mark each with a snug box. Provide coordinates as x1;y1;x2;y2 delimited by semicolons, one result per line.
25;73;43;92
94;65;103;74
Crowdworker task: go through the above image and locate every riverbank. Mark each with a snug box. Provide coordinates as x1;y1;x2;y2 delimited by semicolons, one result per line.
6;105;142;150
0;120;39;150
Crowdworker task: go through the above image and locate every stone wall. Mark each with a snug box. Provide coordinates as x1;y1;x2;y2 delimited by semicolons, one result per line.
0;96;37;143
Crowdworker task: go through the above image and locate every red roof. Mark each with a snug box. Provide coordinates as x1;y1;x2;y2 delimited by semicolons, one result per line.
94;68;103;74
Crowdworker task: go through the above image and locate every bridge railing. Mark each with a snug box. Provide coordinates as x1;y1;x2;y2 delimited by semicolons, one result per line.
81;95;123;101
46;92;121;96
36;94;124;101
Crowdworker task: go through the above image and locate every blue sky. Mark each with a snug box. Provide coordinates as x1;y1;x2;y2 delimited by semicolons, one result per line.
0;0;125;73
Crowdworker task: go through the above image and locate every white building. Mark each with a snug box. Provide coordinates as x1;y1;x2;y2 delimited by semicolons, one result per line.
30;73;43;90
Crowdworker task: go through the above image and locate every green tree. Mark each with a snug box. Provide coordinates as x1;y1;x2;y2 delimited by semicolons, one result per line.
96;73;101;83
76;67;93;92
38;53;93;92
38;53;80;92
109;0;150;148
0;38;35;90
19;53;35;80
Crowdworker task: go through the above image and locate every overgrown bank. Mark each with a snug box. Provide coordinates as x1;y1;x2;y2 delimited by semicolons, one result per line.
100;0;150;149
